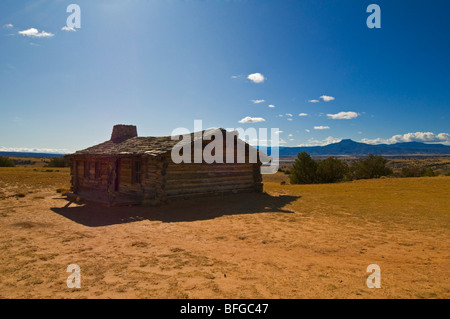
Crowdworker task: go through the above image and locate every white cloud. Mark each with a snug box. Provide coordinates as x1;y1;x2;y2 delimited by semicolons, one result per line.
298;113;308;117
61;26;76;32
18;28;54;38
36;30;54;37
247;73;265;83
277;114;283;117
319;95;335;102
4;24;13;28
324;136;341;144
361;132;450;145
305;129;310;133
308;99;319;103
251;99;265;104
285;113;293;117
0;146;70;153
274;130;283;134
327;111;359;120
314;126;330;130
18;28;38;36
268;104;275;108
298;136;342;147
287;118;293;121
238;116;266;123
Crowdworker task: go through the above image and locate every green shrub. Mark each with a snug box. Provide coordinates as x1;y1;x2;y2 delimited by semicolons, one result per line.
423;167;436;177
316;157;349;183
343;172;354;182
45;157;68;168
278;168;291;175
351;154;393;180
12;159;36;165
0;156;15;167
401;166;425;177
289;152;318;184
400;166;438;177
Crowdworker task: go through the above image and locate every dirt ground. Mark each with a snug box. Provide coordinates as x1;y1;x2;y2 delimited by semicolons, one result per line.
0;168;449;299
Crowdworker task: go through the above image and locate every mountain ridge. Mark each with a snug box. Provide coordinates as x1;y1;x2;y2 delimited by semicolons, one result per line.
2;139;450;158
277;139;450;156
0;151;66;158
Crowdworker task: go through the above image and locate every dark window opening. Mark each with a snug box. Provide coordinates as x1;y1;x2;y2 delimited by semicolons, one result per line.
76;160;82;176
95;162;101;179
114;159;120;191
84;161;90;179
133;159;142;184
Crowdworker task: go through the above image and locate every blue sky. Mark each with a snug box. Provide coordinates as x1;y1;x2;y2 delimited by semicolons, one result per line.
1;0;449;153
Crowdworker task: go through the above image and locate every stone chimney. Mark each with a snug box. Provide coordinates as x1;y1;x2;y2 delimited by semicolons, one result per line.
111;124;138;143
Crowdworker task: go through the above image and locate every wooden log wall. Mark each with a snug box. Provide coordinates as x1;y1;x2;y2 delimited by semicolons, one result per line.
160;159;262;199
73;158;111;191
159;137;264;200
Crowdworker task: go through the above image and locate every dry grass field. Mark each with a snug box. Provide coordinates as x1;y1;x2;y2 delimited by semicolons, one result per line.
0;166;449;299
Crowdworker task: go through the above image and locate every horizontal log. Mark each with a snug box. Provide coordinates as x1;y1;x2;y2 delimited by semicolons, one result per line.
145;172;164;179
164;176;254;187
141;180;156;186
164;178;255;188
118;183;141;189
118;189;144;195
165;171;254;178
120;177;132;184
164;187;255;195
147;185;162;192
165;174;254;181
166;166;254;172
167;162;254;169
164;183;256;196
145;158;160;164
165;172;254;180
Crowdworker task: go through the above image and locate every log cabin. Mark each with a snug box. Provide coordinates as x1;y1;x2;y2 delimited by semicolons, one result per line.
65;125;267;206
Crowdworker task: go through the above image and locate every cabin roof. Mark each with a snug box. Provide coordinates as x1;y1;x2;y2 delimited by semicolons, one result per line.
69;135;181;157
67;128;269;161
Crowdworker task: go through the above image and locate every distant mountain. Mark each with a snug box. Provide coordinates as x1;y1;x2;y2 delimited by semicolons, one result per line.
277;139;450;157
2;140;450;159
0;151;65;158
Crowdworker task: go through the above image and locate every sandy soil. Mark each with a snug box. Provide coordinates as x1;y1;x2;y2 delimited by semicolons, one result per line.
0;174;449;299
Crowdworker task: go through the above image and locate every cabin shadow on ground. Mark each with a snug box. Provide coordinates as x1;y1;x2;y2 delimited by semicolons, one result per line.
51;193;299;227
